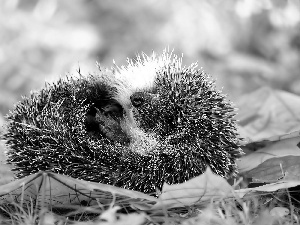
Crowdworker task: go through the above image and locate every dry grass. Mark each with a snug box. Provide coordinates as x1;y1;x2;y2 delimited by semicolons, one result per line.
1;188;300;225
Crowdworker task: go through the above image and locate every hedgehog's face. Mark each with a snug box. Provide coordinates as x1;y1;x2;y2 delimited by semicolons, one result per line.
130;90;177;139
128;71;191;142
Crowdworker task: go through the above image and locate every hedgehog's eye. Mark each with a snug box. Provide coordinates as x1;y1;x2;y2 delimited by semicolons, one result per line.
130;92;145;107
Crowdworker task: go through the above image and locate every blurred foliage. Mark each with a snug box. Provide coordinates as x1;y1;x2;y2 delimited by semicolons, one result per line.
0;0;300;132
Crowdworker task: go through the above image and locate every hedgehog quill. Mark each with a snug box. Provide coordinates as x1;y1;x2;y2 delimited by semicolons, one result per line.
4;50;243;195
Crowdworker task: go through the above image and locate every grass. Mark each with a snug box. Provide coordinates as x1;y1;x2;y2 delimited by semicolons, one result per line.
1;187;300;225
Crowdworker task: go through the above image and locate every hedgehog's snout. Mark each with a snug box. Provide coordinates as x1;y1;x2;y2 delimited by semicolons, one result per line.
129;91;163;133
85;101;132;144
130;91;160;108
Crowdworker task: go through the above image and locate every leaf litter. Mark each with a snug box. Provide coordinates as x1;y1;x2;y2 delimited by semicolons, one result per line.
2;87;300;224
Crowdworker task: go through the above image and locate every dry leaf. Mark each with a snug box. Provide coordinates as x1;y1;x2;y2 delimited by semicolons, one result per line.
0;172;157;211
237;88;300;182
243;155;300;182
237;132;300;173
235;180;300;198
237;87;300;142
152;167;233;209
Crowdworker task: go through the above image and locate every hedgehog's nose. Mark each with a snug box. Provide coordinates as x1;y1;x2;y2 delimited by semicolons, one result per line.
130;92;145;107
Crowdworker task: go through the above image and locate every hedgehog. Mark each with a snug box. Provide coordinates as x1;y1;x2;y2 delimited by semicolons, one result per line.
4;50;242;195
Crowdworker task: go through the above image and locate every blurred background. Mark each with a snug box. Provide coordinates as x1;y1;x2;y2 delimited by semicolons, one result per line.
0;0;299;132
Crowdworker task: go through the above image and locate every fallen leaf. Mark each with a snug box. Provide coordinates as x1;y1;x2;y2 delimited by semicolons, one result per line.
235;180;300;198
237;133;300;173
0;172;157;212
152;167;233;209
243;155;300;182
237;87;300;142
